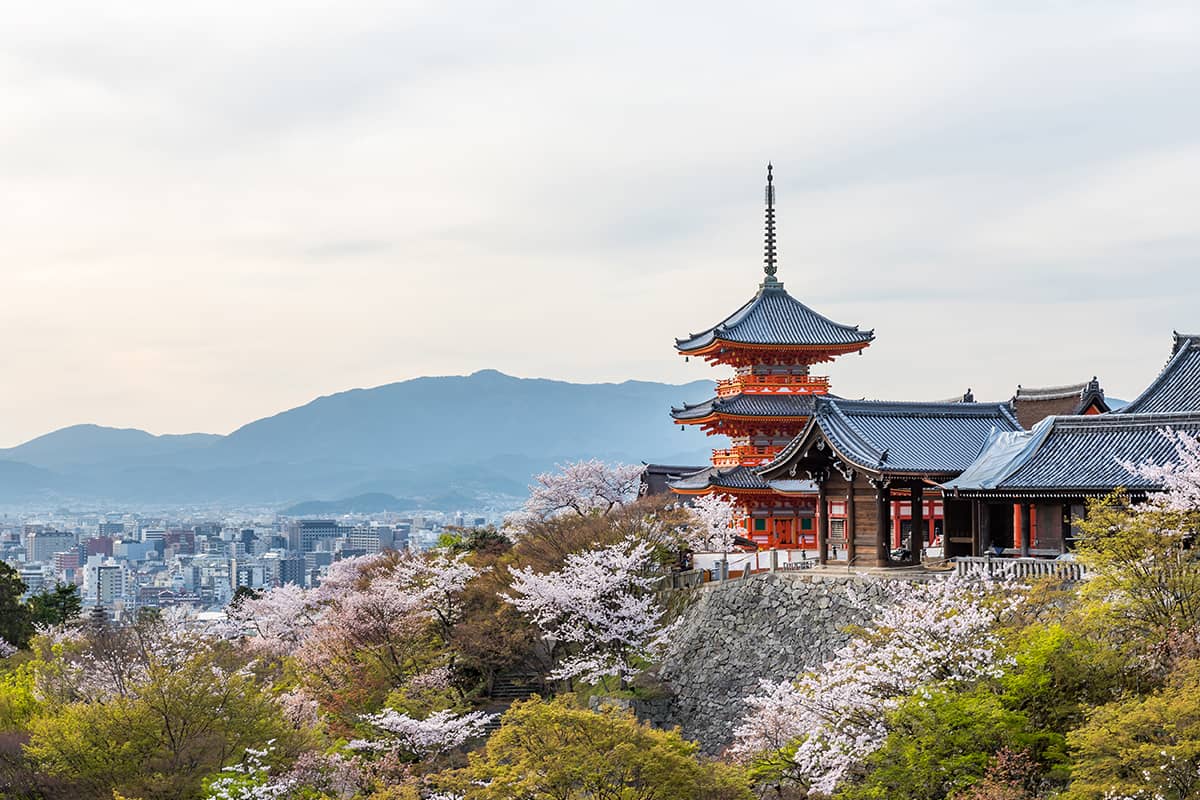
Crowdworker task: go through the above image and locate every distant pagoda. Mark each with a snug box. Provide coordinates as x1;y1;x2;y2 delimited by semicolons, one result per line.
669;165;874;548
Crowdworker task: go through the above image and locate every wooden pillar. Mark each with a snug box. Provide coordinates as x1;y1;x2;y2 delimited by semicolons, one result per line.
1061;504;1071;554
845;476;857;565
817;474;829;566
909;483;924;565
1020;502;1032;558
970;500;981;556
980;502;992;553
872;477;891;567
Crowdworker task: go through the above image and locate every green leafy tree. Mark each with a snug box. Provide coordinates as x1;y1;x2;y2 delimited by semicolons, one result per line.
438;525;511;556
24;638;304;800
26;583;83;628
229;584;261;610
0;658;41;731
1074;491;1200;672
838;687;1058;800
1065;658;1200;800
0;562;32;649
998;623;1123;735
437;695;752;800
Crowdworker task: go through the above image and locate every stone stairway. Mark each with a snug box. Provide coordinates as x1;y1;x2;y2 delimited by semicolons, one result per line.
480;672;540;735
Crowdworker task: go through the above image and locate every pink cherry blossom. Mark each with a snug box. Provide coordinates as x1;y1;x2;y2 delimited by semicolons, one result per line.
681;493;745;554
351;708;494;758
1122;428;1200;514
504;536;673;684
504;460;643;536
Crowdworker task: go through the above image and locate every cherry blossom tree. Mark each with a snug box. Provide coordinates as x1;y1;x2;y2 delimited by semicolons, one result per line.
681;493;745;554
0;638;16;658
350;708;494;759
390;550;481;640
1123;427;1200;514
732;575;1023;796
230;550;482;671
504;536;672;686
227;582;322;658
505;460;644;536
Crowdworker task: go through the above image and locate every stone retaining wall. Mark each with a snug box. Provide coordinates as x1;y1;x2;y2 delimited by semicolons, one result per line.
652;571;918;754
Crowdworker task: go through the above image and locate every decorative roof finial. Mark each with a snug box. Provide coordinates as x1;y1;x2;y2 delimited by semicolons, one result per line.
762;162;780;287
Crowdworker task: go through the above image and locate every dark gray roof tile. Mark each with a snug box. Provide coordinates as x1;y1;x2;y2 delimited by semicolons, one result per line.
671;393;821;421
945;411;1200;495
668;465;773;492
762;397;1021;477
675;285;874;352
1119;334;1200;414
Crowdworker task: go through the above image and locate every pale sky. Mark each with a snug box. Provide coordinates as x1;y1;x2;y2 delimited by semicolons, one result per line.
3;1;1200;447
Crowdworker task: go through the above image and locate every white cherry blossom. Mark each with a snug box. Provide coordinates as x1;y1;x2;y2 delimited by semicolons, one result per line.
732;575;1023;795
504;536;672;684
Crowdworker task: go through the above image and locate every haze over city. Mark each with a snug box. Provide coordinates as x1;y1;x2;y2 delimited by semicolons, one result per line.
4;1;1200;446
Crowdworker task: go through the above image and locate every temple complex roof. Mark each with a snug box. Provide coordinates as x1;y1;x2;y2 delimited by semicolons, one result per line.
760;397;1022;479
671;393;821;422
668;465;780;493
639;464;706;497
1118;333;1200;414
674;284;875;354
1011;377;1109;428
943;411;1200;498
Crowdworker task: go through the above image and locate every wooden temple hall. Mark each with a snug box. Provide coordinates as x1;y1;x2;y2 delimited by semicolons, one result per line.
652;166;1200;568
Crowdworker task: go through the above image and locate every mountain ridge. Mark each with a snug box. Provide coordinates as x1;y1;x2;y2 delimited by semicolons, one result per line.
0;371;717;508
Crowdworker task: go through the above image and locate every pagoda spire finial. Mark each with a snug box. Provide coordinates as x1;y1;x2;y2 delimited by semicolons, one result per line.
762;162;780;288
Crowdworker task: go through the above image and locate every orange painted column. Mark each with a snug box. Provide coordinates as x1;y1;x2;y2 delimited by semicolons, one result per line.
1014;505;1024;549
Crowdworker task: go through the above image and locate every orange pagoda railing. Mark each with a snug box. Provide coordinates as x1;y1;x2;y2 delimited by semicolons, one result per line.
716;374;831;398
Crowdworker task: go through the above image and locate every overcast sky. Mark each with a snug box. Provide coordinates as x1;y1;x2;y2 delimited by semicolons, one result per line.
3;1;1200;446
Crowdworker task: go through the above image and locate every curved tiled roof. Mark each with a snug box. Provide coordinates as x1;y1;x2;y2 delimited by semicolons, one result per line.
671;393;821;421
668;465;774;492
944;411;1200;496
1119;333;1200;414
761;397;1021;478
675;284;874;352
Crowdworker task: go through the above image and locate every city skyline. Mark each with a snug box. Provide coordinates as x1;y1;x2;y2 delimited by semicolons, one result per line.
5;2;1200;445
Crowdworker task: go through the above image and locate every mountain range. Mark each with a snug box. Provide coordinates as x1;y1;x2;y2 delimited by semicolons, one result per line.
0;370;717;510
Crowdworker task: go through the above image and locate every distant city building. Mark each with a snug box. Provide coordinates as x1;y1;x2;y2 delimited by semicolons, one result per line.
288;520;341;553
26;530;77;564
85;536;114;557
235;564;266;589
279;556;306;587
344;524;394;553
53;550;81;572
19;565;48;596
87;561;126;606
164;530;196;555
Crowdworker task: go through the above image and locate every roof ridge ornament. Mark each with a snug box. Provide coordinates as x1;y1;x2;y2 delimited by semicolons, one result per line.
761;162;781;289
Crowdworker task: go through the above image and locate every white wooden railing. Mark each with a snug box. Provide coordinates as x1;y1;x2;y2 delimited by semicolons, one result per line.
953;556;1086;582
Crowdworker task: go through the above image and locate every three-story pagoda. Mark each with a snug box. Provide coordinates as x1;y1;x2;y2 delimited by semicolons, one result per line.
669;165;874;548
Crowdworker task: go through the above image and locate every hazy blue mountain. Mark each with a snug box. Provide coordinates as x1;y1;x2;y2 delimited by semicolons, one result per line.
211;370;713;468
0;371;716;508
0;424;220;470
0;460;65;503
